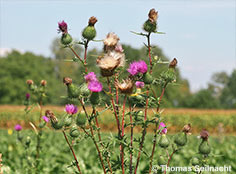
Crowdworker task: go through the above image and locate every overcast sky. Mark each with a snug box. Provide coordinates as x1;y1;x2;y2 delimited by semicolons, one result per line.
0;0;235;91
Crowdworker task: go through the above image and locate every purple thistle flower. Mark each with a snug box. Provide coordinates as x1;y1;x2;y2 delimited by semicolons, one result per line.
84;72;98;83
14;124;22;131
158;122;167;134
65;104;78;115
127;60;148;76
58;20;68;33
42;116;49;123
135;81;145;88
88;81;103;92
25;93;30;100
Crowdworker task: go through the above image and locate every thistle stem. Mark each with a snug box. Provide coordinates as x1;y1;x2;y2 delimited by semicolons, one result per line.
147;33;152;74
62;130;82;174
69;45;84;64
79;99;107;174
134;90;149;174
128;99;133;174
148;86;167;173
84;40;89;73
121;95;127;174
164;150;177;174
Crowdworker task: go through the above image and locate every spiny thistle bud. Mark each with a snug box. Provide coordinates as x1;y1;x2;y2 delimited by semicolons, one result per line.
79;83;90;97
174;124;191;146
88;16;97;26
169;58;178;69
69;126;80;138
64;116;73;127
61;33;73;45
115;79;134;94
40;80;47;86
143;8;158;33
51;119;64;130
199;129;211;155
90;92;100;106
26;80;34;86
158;155;166;166
76;111;87;126
191;157;200;166
158;134;170;148
63;77;72;86
82;16;97;41
142;72;153;84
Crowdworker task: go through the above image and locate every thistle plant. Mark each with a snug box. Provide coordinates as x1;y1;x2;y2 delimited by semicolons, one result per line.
16;8;214;174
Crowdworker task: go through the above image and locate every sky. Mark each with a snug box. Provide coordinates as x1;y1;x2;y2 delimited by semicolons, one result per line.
0;0;235;91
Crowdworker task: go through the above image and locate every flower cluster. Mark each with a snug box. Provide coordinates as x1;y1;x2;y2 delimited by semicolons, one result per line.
84;72;103;92
128;60;148;76
158;122;167;134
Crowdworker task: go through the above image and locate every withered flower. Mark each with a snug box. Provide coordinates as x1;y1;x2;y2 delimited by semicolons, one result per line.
97;53;123;77
88;16;97;26
200;129;209;140
26;80;34;85
63;77;72;85
169;58;178;69
115;79;134;94
103;32;120;47
45;110;57;123
40;80;47;86
148;8;158;23
183;123;191;134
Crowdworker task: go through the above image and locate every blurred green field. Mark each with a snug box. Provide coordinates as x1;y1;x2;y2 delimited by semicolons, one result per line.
1;106;236;134
0;130;235;173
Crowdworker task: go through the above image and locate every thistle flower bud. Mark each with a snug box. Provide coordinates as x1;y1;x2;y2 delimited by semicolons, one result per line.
183;123;191;134
15;124;22;131
143;8;158;33
40;80;47;86
61;33;72;45
169;58;178;69
158;134;170;148
69;126;80;138
64;116;73;127
58;20;68;34
90;92;100;106
199;129;211;155
88;16;97;26
82;17;97;41
51;119;64;130
79;83;90;97
76;111;87;126
174;132;187;146
25;93;30;100
26;80;34;86
142;72;153;84
63;77;72;86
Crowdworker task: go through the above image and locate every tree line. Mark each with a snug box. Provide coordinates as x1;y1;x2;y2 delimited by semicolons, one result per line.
0;38;235;108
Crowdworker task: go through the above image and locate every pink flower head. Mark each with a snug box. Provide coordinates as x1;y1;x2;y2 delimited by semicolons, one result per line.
158;122;167;134
88;81;103;92
84;72;98;83
58;20;68;33
26;93;30;100
135;81;145;88
127;60;148;76
65;104;78;115
14;124;22;131
42;116;49;123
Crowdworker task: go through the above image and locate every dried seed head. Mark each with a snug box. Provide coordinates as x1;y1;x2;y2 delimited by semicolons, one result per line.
40;80;47;86
200;129;209;140
63;77;72;85
45;110;57;123
26;80;34;85
169;58;178;69
115;79;134;94
97;53;122;77
183;123;191;134
88;16;97;26
148;8;158;23
103;32;120;47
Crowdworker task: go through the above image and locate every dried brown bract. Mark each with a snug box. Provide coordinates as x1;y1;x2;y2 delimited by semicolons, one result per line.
88;16;97;26
115;79;134;94
148;8;158;23
63;77;72;85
